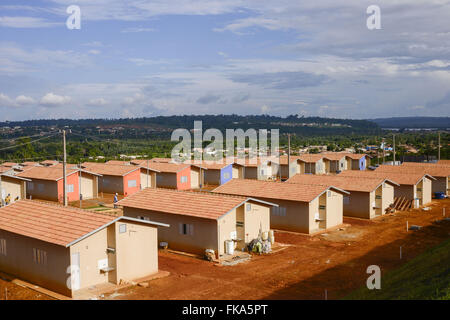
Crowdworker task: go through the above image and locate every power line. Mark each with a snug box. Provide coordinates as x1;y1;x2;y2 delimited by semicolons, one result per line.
0;132;59;143
0;154;63;163
0;132;60;151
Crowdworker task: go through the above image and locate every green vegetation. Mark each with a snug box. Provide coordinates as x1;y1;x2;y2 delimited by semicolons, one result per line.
345;239;450;300
0;115;448;163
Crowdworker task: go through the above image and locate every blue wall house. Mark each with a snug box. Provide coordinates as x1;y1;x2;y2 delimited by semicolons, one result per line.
202;163;234;186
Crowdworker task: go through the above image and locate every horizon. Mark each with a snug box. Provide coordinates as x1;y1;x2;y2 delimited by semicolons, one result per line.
1;1;450;121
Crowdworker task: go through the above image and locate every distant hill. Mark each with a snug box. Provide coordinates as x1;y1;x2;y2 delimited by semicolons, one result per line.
370;117;450;129
0;115;381;136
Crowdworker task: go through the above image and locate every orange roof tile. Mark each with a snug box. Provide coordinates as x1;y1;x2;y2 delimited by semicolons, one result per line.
17;166;79;181
1;162;18;167
377;164;450;178
0;200;116;246
437;160;450;165
212;179;348;203
20;161;40;166
137;161;189;173
118;188;270;220
81;162;141;176
287;174;398;192
339;170;434;185
298;154;324;163
105;160;131;165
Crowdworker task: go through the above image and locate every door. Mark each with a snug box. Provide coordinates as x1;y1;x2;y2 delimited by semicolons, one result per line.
71;252;81;291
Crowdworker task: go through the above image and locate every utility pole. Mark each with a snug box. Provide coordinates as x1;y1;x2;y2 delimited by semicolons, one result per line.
63;130;67;206
147;159;149;189
288;134;291;179
438;132;441;161
393;134;396;165
382;138;385;165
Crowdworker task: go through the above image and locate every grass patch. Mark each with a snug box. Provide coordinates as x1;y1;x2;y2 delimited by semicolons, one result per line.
345;239;450;300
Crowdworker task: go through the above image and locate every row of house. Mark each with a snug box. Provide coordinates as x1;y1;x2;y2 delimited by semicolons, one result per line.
0;159;448;298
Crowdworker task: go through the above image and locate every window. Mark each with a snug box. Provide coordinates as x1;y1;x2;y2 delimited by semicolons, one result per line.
246;203;252;211
0;239;6;256
128;179;137;188
33;248;47;265
291;167;296;174
179;223;194;236
156;175;162;182
38;183;45;192
327;191;331;197
343;196;350;205
260;169;265;175
223;172;230;179
319;205;326;210
236;221;244;228
119;224;127;233
340;162;344;168
28;182;34;191
67;184;74;193
271;207;286;216
180;176;188;183
375;195;382;200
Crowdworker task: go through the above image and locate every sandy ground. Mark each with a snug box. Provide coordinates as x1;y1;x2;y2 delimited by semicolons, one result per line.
2;199;449;300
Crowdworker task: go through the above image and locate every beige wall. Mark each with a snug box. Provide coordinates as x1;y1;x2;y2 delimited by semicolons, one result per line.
80;173;97;199
232;165;244;179
190;167;200;189
382;183;395;214
123;207;218;256
1;176;25;203
70;220;159;292
114;221;158;282
0;230;71;296
422;177;432;205
140;170;156;189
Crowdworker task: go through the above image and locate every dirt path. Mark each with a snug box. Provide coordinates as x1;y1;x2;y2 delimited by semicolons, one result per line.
104;199;450;300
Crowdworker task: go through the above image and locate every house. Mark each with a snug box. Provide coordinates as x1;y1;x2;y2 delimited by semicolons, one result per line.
0;200;168;297
344;153;367;170
105;160;131;165
437;160;450;166
17;166;82;203
81;162;143;196
377;164;449;196
238;157;279;181
186;160;244;186
119;188;275;257
212;179;349;234
0;166;14;176
321;153;348;173
0;174;30;206
278;156;303;180
287;174;398;219
133;160;200;190
298;154;326;174
0;162;19;168
340;170;435;208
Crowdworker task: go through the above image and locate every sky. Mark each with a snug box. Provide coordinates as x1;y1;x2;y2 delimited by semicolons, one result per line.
0;0;449;121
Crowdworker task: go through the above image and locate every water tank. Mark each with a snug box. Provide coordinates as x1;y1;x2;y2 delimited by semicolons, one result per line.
225;240;234;255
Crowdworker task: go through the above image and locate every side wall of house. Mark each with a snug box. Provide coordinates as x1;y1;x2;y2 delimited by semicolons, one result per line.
0;230;71;296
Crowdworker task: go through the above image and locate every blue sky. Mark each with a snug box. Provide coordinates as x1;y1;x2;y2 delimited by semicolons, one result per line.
0;0;449;121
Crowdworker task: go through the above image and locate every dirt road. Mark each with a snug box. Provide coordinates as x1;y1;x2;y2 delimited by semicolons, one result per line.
104;199;450;300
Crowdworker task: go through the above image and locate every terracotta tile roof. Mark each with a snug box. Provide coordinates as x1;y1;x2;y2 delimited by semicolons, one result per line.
118;188;258;220
17;166;78;181
0;166;13;174
212;178;348;203
437;160;450;165
0;174;31;182
339;170;435;185
376;164;450;178
40;160;59;166
321;153;347;161
105;160;131;165
81;162;140;176
149;158;173;163
298;154;324;163
184;160;232;170
20;161;40;166
0;200;116;247
136;161;189;173
342;153;366;160
279;156;303;165
287;174;397;192
1;162;18;167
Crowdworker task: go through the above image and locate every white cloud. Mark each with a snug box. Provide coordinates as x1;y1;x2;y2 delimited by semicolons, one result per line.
88;98;108;106
88;49;101;55
15;95;35;105
0;93;14;107
121;27;156;33
40;93;71;107
0;16;60;28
